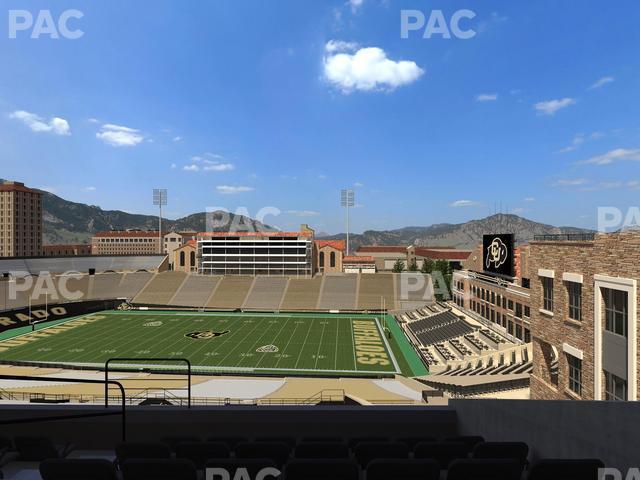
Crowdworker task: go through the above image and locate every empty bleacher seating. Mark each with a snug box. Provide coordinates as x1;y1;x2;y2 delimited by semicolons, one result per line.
88;273;124;300
133;272;187;305
357;274;395;310
317;274;358;310
206;276;254;309
116;272;154;300
408;311;476;347
169;275;220;307
243;276;288;310
280;276;323;311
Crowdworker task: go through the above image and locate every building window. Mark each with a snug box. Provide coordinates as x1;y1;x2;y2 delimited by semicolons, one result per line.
330;251;336;268
567;355;582;396
567;282;582;321
190;250;196;267
319;251;325;268
515;303;522;318
605;371;627;401
603;288;627;337
180;251;185;267
542;277;554;311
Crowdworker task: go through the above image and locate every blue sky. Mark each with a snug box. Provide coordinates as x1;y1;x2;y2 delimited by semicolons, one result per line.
1;0;639;234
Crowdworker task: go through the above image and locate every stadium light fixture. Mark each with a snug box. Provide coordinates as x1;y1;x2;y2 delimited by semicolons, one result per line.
153;188;168;254
341;189;354;256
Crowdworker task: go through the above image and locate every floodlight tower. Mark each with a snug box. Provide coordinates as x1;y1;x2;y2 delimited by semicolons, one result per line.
341;189;354;256
153;188;167;254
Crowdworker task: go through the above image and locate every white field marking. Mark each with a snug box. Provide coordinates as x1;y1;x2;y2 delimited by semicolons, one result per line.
313;318;329;369
216;316;266;366
293;318;316;370
333;317;340;369
231;317;281;368
273;317;305;369
373;317;401;374
254;317;292;369
349;317;358;371
0;313;104;348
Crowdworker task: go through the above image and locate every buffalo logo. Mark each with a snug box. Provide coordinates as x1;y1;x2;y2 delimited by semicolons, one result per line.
485;237;508;270
185;330;229;340
256;345;279;353
143;321;163;327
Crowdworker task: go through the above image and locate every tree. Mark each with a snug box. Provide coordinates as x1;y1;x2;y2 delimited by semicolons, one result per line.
392;259;405;273
421;258;435;274
408;258;418;272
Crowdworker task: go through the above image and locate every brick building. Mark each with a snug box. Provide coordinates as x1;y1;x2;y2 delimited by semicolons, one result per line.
355;245;471;271
91;231;161;255
42;244;92;256
0;181;42;257
314;240;345;273
529;232;639;401
172;241;197;273
452;243;532;344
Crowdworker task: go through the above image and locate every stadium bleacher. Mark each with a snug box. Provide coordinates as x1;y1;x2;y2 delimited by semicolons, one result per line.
88;273;125;300
317;274;358;310
357;274;395;310
407;311;476;347
116;272;154;300
206;276;254;309
243;276;289;311
279;276;323;311
0;255;166;277
169;275;221;307
133;271;188;305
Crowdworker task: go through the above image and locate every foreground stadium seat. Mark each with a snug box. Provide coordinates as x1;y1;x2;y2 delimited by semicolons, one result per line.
366;459;440;480
354;441;409;467
285;459;359;480
14;436;74;461
348;437;387;451
161;435;201;451
294;442;350;459
40;458;118;480
472;441;529;470
414;441;470;469
235;441;291;467
444;435;485;449
300;437;344;444
205;458;279;479
175;441;230;469
528;459;605;480
446;458;522;480
206;436;249;450
396;436;437;449
115;442;171;463
256;436;297;448
121;458;197;480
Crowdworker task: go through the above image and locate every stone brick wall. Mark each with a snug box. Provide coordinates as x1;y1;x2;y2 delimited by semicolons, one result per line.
530;232;640;400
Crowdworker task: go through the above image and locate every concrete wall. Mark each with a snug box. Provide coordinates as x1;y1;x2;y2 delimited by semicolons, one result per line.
453;398;640;471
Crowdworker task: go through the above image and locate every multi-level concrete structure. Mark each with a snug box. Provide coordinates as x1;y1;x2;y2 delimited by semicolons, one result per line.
198;227;314;276
0;181;42;258
91;231;160;255
452;243;532;344
355;245;471;271
529;232;638;401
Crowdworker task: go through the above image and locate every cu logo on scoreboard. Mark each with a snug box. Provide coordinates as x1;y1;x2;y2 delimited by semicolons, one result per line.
485;237;508;269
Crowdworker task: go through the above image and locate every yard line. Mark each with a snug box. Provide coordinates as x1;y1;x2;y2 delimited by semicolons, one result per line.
254;317;292;369
313;319;329;369
273;319;304;368
293;318;316;370
233;317;285;368
215;317;266;366
333;317;340;370
349;317;358;371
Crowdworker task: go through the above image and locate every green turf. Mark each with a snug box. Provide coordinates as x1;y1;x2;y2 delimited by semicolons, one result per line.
0;311;421;377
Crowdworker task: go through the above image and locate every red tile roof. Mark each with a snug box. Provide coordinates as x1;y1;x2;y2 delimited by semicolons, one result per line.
198;231;313;238
414;248;472;260
357;246;409;253
0;182;40;194
343;255;375;263
315;240;346;252
93;231;160;238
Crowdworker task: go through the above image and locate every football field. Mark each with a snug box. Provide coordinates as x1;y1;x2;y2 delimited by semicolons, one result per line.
0;311;414;377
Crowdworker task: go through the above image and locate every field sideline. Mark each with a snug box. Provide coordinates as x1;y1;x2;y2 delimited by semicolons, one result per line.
0;311;427;377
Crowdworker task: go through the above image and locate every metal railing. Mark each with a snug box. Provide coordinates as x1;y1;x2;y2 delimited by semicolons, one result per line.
0;374;127;441
105;357;191;408
533;233;595;242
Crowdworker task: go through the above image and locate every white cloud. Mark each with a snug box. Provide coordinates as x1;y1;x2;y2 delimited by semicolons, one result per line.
354;181;364;187
87;118;99;123
524;197;536;202
578;148;640;165
96;124;144;147
170;163;177;169
512;207;525;214
287;210;321;217
172;135;182;142
551;178;588;187
183;164;199;172
203;162;234;172
325;39;358;53
588;76;614;90
188;153;234;172
348;0;364;13
318;174;327;180
323;41;424;93
9;110;71;136
216;185;254;194
475;93;498;102
533;98;576;116
39;186;57;194
82;186;96;192
449;200;479;207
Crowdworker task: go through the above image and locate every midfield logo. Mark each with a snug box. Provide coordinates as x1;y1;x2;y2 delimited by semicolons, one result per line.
185;330;230;340
256;345;279;353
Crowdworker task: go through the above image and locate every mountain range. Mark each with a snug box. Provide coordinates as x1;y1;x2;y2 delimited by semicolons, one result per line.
13;183;591;249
